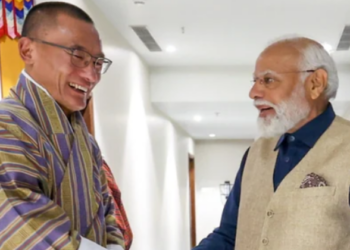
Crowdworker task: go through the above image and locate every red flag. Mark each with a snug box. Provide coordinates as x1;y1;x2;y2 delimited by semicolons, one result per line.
0;0;5;38
5;0;16;39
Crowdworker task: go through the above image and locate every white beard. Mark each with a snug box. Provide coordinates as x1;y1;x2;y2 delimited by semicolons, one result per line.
255;84;311;138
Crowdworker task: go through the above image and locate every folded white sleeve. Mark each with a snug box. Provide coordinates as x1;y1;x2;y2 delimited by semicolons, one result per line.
107;244;124;250
79;237;107;250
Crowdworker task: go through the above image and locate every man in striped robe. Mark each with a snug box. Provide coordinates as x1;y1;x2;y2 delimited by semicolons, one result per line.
0;2;124;250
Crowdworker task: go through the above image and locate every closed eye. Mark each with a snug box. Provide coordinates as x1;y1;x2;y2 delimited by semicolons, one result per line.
73;54;84;60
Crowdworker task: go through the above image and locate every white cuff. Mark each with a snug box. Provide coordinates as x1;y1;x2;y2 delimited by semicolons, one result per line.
79;237;107;250
107;244;124;250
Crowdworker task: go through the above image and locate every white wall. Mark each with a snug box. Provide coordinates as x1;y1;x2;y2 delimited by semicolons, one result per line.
151;66;253;103
36;1;192;250
195;139;253;244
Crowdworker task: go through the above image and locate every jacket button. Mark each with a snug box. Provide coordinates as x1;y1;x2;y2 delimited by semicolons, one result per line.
267;210;274;218
262;238;269;246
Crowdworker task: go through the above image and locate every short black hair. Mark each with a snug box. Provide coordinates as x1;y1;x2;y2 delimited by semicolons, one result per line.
22;2;94;37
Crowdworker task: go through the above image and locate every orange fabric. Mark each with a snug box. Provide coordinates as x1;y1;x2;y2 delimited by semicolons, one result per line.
0;36;24;98
103;160;133;250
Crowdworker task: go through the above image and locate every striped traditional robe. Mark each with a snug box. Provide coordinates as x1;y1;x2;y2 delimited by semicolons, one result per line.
0;73;124;249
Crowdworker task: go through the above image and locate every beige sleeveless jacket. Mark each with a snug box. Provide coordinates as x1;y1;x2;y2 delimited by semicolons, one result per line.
235;116;350;250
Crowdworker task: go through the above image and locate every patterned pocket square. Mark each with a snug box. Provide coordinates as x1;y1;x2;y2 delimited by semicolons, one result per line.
300;172;328;188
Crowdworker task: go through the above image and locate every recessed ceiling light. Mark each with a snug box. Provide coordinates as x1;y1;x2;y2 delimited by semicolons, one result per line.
209;134;216;138
322;43;333;53
166;45;177;53
134;1;145;5
193;115;202;122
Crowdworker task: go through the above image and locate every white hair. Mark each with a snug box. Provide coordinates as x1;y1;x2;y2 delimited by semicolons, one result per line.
268;36;339;100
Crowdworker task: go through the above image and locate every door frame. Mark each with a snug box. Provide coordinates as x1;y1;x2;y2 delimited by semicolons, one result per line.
189;155;197;247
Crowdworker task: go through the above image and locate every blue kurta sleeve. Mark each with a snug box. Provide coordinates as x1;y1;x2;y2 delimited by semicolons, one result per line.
193;148;249;250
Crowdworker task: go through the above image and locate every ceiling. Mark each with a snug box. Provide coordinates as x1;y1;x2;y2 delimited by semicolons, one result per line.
92;0;350;139
92;0;350;67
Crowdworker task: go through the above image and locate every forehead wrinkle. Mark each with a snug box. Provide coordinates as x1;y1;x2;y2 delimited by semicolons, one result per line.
258;47;300;66
253;70;281;78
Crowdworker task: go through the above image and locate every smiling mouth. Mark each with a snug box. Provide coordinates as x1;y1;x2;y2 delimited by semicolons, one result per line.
69;83;88;93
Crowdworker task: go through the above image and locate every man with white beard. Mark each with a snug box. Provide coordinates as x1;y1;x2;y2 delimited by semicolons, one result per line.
193;36;350;250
